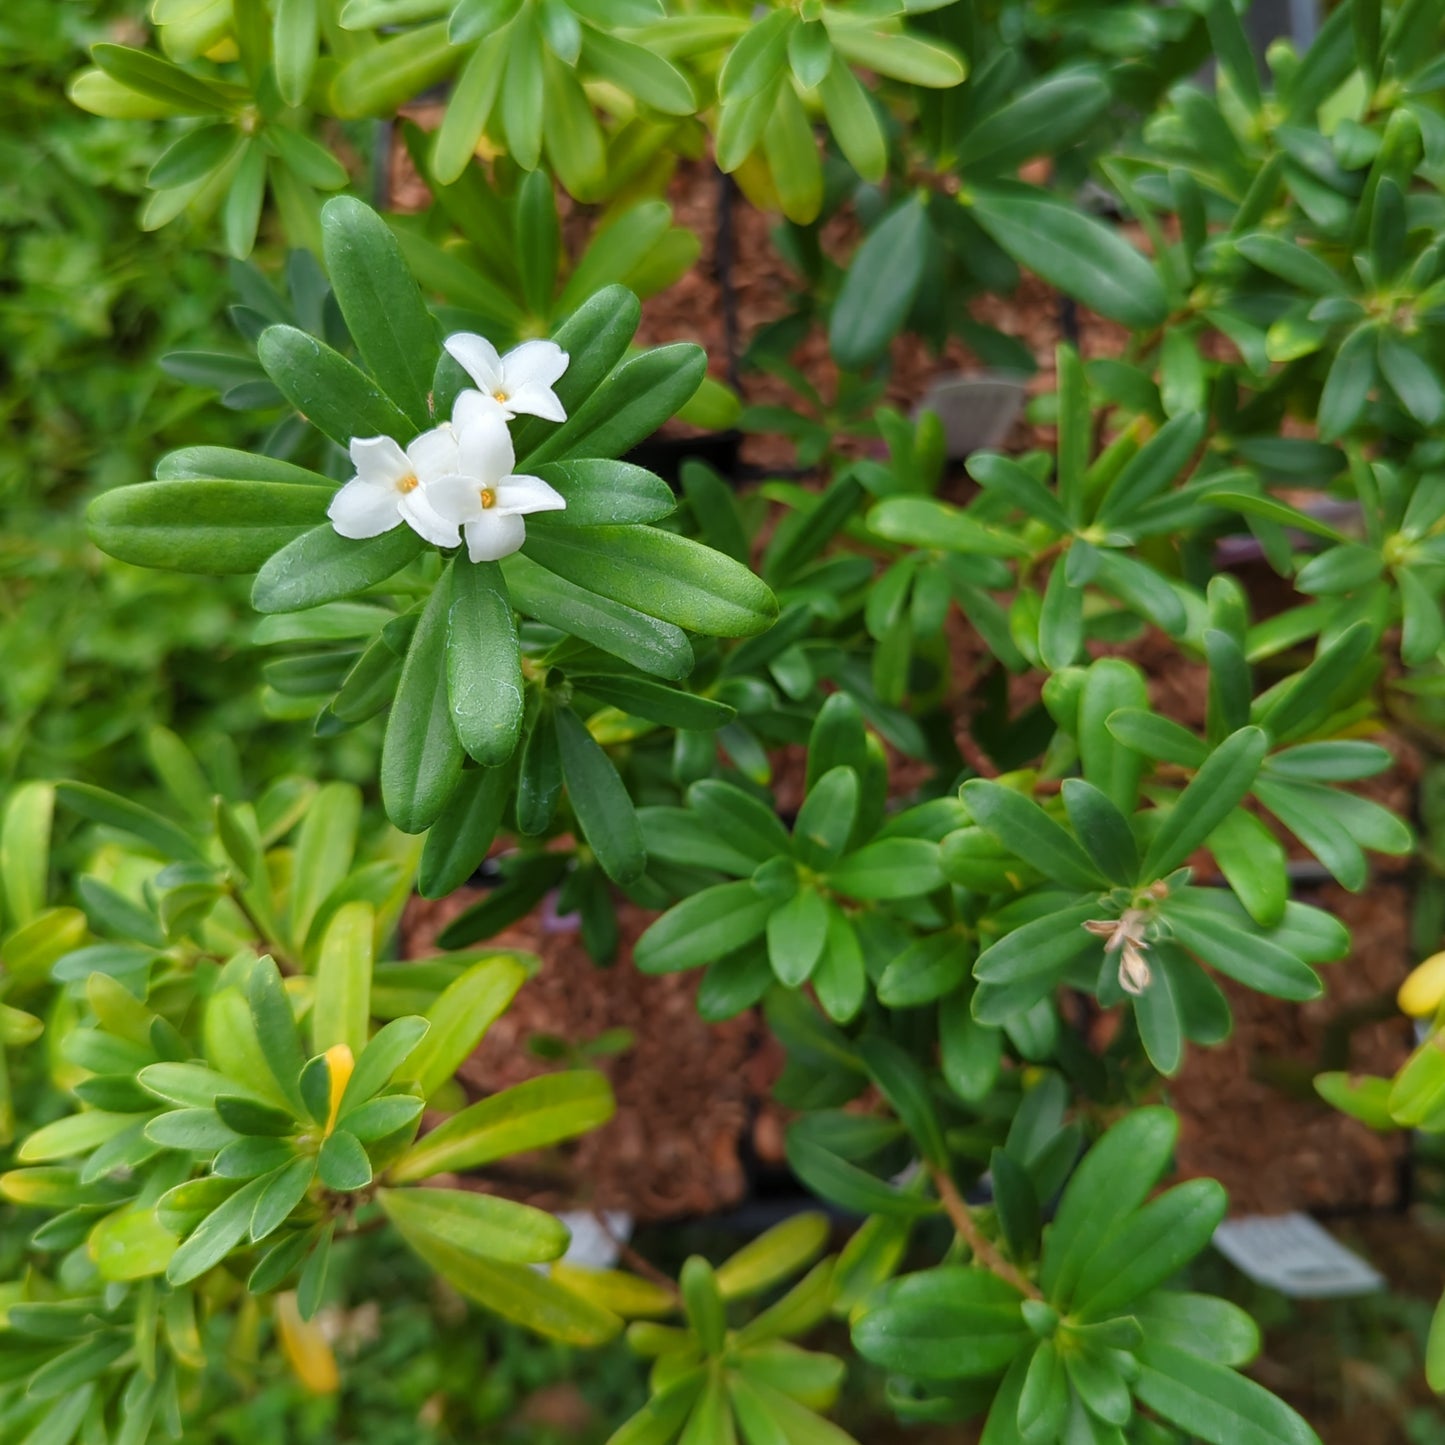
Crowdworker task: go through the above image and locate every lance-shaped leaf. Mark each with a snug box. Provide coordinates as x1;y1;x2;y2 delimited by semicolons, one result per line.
321;196;438;428
962;782;1105;891
382;572;465;833
88;482;332;574
1138;726;1268;880
390;1070;614;1181
523;524;777;638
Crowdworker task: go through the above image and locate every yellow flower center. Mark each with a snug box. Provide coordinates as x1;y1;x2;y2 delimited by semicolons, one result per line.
479;487;496;509
396;473;419;494
493;389;509;404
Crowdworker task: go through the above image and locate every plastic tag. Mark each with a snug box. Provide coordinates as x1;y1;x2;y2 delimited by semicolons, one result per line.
1213;1213;1384;1298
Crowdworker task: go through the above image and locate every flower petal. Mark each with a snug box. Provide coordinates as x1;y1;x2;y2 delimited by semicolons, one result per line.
406;423;460;481
328;478;401;539
493;473;567;517
502;339;569;391
504;380;566;423
458;408;516;484
452;389;509;429
445;333;504;393
426;472;485;524
399;488;463;548
463;510;526;563
349;435;411;485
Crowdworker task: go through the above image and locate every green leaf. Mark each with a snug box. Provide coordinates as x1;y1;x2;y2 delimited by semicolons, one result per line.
852;1266;1028;1379
968;452;1074;536
404;1235;624;1343
1208;807;1287;927
1039;1105;1178;1300
1072;1178;1227;1318
690;780;793;861
431;27;508;183
859;1037;947;1167
502;553;693;679
715;1213;829;1301
1379;330;1445;424
390;1070;615;1181
818;58;886;182
418;766;512;899
317;1129;373;1190
344;1094;424;1141
88;481;331;574
54;781;206;865
288;781;362;951
18;1111;139;1163
555;706;646;883
378;1186;567;1263
634;881;774;974
1060;780;1138;886
531;460;675;527
826;25;965;86
1162;896;1322;1001
249;958;308;1114
1078;660;1150;811
0;783;52;930
1096;413;1207;526
767;887;829;988
321;197;438;428
830;198;930;370
868;495;1031;558
719;9;794;100
1134;1342;1320;1445
794;768;860;868
972;902;1100;1024
581;28;695;114
729;1375;854;1445
1235;233;1342;295
1017;1340;1068;1443
968;182;1167;329
962;782;1103;892
257;324;418;449
92;43;234;113
1318;325;1378;441
827;839;942;901
248;1155;316;1241
958;64;1110;173
312;901;374;1057
1133;1292;1260;1368
1106;708;1208;768
1139;727;1267;880
1254;619;1374;740
339;1016;431;1113
382;571;465;833
524;524;776;638
575;676;733;732
786;1132;939;1220
524;344;705;468
393;953;528;1098
166;1172;273;1284
447;560;524;766
274;0;319;105
1428;1290;1445;1392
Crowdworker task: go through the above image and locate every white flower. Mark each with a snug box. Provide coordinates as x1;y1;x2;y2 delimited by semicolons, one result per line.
328;428;462;548
443;333;570;423
428;407;565;562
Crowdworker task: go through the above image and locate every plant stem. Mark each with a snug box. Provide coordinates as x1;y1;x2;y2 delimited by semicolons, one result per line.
590;1210;680;1300
930;1166;1042;1300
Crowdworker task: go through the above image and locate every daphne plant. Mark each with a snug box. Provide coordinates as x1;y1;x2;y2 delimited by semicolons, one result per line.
27;0;1445;1440
607;1213;856;1445
852;1108;1310;1445
87;196;776;856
